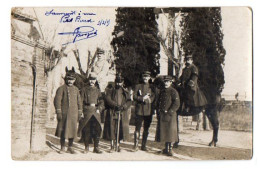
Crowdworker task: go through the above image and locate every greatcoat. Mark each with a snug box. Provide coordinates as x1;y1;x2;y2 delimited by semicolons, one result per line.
103;86;131;141
133;83;155;116
54;84;82;139
180;63;207;107
77;85;104;137
158;87;180;142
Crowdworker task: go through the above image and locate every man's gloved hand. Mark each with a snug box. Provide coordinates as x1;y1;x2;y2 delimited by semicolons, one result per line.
57;113;62;121
78;113;83;121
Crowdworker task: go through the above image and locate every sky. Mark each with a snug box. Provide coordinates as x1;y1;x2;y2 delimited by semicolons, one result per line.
221;7;252;101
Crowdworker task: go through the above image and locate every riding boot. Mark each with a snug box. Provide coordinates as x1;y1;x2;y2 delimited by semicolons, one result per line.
133;131;140;151
67;138;76;154
93;137;102;154
141;131;149;151
167;143;174;156
83;141;89;154
59;138;66;154
162;142;168;154
109;140;115;153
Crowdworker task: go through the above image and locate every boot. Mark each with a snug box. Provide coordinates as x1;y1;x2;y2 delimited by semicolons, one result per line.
109;140;115;153
133;131;140;151
67;146;76;154
59;138;65;154
167;143;174;156
93;137;102;154
67;139;76;154
162;142;168;154
83;142;89;154
141;131;148;151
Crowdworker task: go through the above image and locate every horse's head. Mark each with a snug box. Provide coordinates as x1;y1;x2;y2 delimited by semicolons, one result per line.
64;67;76;86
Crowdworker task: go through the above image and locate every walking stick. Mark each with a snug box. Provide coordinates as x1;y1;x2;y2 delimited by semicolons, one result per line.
116;109;121;152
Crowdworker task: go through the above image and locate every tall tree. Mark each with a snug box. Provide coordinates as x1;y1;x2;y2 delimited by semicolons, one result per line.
111;8;160;87
179;8;226;103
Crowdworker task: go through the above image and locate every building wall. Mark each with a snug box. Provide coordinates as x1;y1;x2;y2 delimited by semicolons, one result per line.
11;26;48;158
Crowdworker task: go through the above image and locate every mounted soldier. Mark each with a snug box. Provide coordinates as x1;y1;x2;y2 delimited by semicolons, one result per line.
133;71;155;151
179;54;207;113
157;75;180;156
54;67;82;154
103;76;131;152
77;72;104;154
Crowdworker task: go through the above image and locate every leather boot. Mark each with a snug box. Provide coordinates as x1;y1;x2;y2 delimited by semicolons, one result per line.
162;142;168;154
167;143;174;156
67;147;76;154
93;137;102;154
83;141;89;154
59;138;65;154
133;131;140;151
141;131;149;151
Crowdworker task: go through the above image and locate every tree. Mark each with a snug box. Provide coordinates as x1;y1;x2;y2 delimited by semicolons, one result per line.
179;8;226;103
111;8;160;87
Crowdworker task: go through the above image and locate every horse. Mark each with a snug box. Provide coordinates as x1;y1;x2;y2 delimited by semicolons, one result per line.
153;76;224;147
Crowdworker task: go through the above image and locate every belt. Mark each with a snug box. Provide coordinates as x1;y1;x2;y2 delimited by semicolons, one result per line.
85;103;97;107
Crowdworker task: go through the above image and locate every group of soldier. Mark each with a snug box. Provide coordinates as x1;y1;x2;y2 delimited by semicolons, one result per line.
54;48;207;157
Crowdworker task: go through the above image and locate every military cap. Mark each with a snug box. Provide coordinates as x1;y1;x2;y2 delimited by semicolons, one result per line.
163;75;172;82
89;72;97;80
142;71;151;77
115;76;124;83
97;47;105;54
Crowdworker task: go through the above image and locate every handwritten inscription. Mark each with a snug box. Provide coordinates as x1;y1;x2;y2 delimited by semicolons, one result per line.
58;26;98;45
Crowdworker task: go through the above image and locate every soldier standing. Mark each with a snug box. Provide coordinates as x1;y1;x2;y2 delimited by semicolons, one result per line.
157;76;180;156
54;67;82;154
103;76;131;152
77;73;104;154
180;54;207;112
133;71;155;151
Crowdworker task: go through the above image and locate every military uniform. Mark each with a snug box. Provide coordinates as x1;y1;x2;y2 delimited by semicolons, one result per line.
157;76;180;156
133;71;155;151
103;76;131;151
78;73;104;154
180;63;207;108
54;67;82;154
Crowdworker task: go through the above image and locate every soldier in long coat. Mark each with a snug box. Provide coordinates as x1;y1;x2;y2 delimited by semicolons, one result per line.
157;76;180;156
77;73;104;154
103;76;131;152
180;54;207;112
133;71;155;151
54;67;82;154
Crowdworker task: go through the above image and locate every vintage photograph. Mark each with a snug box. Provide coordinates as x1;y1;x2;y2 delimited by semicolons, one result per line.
11;7;252;160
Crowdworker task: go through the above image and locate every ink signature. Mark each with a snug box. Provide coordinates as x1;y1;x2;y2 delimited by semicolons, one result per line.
58;26;98;45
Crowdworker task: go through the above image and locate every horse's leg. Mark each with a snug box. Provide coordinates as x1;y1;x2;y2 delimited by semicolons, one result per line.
205;105;219;147
173;114;180;148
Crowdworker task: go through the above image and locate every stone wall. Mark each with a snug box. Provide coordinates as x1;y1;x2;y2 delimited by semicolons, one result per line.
11;36;48;158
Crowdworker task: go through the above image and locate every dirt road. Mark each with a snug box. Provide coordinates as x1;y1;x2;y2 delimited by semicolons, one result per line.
27;125;252;161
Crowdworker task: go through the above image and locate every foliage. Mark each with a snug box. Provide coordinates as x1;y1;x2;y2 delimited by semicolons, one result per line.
179;8;226;103
111;8;160;87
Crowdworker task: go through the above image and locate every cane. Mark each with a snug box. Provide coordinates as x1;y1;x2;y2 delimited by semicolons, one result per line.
116;109;121;152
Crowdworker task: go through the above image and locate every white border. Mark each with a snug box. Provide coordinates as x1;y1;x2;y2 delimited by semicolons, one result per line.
2;0;258;169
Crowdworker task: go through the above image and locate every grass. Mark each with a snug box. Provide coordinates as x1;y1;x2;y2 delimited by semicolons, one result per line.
219;107;252;131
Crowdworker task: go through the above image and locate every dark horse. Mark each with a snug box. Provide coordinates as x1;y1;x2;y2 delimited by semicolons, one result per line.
154;76;224;147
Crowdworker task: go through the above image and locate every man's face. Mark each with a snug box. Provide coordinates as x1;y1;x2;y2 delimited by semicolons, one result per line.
186;58;193;65
89;79;96;86
97;53;104;60
143;76;150;83
164;81;172;88
67;79;75;86
116;82;123;87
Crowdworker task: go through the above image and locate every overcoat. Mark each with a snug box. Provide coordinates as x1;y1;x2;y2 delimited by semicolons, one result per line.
180;63;207;107
133;83;155;116
158;87;180;142
103;87;131;141
54;84;82;139
77;85;104;137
